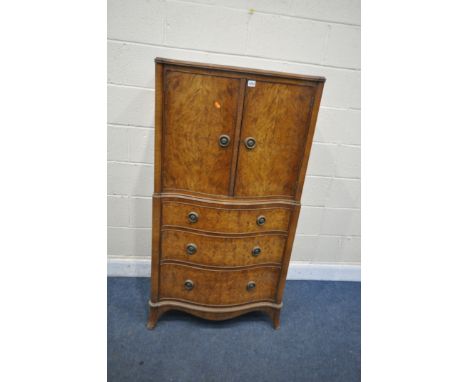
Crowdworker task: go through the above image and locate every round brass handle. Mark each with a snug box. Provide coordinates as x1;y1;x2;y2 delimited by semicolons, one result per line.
256;215;266;226
244;137;256;150
246;281;256;291
251;246;261;257
184;280;194;291
219;134;231;148
186;243;197;255
187;211;199;224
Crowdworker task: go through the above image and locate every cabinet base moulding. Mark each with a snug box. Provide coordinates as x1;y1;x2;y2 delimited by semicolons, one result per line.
146;300;282;329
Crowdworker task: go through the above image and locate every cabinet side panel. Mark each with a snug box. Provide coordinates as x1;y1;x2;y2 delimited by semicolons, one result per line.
294;81;325;200
151;62;164;301
276;205;301;303
154;62;164;193
151;196;162;301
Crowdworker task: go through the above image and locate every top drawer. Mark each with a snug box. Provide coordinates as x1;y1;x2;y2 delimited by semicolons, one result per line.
161;201;291;234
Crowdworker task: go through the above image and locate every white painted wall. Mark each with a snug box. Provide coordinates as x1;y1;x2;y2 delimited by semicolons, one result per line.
108;0;361;268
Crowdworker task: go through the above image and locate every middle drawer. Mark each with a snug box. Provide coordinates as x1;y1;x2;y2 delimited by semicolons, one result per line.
161;229;286;267
161;200;291;234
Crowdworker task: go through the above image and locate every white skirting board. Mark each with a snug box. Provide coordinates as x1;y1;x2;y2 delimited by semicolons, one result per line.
107;258;361;282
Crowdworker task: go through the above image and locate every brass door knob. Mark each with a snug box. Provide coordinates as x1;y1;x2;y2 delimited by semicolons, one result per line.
186;243;198;255
256;215;266;226
219;134;231;148
244;137;256;150
251;246;261;257
246;281;256;291
187;211;199;224
184;280;194;290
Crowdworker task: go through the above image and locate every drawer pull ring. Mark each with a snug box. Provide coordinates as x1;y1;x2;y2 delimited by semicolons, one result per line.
252;246;261;257
184;280;194;291
256;215;266;226
187;211;199;224
246;281;256;291
244;137;256;150
186;243;198;255
218;134;231;148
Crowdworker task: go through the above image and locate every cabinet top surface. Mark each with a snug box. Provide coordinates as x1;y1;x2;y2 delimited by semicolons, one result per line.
155;58;326;83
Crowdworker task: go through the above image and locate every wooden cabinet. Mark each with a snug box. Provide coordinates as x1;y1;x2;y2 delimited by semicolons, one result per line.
148;59;325;329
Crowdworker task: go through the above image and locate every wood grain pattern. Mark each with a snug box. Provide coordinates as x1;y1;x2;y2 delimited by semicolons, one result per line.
161;229;286;267
159;263;280;306
148;59;325;329
234;81;316;198
161;200;291;234
162;70;241;195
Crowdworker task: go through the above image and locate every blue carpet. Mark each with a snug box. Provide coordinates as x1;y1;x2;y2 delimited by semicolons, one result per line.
108;277;360;382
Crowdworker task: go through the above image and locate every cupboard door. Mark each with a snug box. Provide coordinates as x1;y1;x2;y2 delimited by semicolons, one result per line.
234;81;316;198
162;70;241;196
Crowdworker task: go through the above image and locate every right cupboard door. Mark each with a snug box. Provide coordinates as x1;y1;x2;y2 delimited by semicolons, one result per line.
234;80;317;198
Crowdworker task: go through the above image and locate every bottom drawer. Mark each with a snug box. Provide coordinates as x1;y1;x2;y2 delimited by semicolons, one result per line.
159;263;280;306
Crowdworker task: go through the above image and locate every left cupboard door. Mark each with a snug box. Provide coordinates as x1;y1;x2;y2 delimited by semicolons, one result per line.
162;70;241;196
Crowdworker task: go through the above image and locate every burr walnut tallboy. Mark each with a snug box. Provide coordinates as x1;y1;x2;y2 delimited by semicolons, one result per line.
147;58;325;329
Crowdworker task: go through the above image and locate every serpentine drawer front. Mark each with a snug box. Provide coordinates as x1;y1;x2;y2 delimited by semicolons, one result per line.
161;201;291;234
159;264;280;306
148;59;325;329
161;230;287;267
